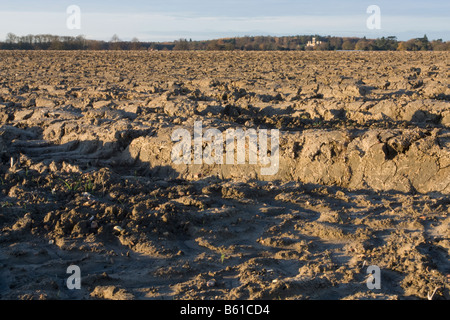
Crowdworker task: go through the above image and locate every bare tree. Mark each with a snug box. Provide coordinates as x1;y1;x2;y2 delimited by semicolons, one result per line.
110;34;121;50
130;37;140;50
6;32;17;44
111;34;120;42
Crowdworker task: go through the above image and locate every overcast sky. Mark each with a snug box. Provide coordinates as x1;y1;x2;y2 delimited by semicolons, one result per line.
0;0;448;41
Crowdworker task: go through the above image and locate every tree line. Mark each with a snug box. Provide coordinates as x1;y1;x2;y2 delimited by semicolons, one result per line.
1;33;448;51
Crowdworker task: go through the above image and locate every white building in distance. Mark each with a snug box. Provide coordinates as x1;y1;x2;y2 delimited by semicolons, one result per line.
306;37;322;47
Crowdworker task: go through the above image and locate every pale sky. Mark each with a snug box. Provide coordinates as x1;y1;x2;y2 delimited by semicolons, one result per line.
0;0;448;42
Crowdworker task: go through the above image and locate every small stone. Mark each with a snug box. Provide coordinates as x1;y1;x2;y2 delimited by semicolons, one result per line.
206;279;216;287
82;192;93;199
113;226;124;233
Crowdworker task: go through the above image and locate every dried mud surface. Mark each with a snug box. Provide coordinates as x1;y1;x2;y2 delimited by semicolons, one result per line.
0;51;449;300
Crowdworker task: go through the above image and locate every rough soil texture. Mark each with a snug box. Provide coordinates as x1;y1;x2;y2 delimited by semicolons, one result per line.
0;51;449;300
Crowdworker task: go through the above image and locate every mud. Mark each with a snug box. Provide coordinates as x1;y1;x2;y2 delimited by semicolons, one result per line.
0;51;449;300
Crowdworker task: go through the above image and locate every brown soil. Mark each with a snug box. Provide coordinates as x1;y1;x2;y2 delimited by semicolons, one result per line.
0;51;449;300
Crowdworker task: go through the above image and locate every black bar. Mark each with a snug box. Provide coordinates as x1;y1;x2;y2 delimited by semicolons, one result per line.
0;300;447;319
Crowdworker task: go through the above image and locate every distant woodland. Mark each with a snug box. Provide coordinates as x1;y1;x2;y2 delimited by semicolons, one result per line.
1;33;449;51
